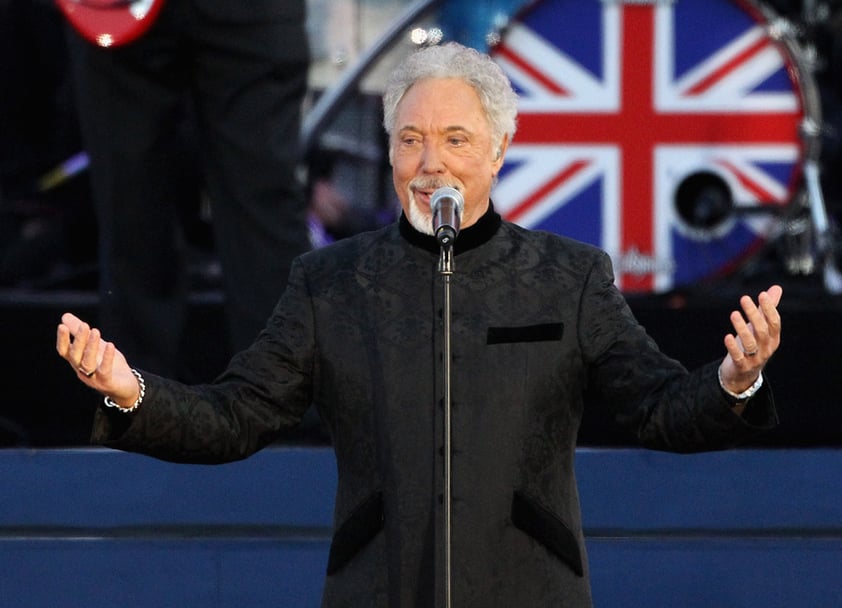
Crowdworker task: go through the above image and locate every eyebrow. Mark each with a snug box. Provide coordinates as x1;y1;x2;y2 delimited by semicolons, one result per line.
398;124;474;136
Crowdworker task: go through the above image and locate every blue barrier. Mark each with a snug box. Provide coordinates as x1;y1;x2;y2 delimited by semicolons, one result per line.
1;447;840;607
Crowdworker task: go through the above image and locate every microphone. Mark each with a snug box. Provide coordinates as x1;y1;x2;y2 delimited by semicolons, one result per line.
430;187;464;247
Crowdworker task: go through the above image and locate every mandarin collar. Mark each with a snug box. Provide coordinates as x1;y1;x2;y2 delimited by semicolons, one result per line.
398;203;502;255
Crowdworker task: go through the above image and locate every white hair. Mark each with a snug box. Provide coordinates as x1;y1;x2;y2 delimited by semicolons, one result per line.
382;42;519;154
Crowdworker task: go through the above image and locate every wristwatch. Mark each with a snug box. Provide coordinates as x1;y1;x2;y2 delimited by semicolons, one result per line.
718;367;764;405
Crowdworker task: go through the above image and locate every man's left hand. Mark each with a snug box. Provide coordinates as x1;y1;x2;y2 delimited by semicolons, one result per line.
719;284;783;394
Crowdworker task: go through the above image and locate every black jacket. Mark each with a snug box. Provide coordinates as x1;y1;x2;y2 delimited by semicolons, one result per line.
93;208;777;607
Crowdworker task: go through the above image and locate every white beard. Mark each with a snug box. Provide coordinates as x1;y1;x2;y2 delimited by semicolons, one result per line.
407;200;435;236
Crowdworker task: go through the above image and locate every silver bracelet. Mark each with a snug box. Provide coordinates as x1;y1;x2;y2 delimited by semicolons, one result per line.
717;366;764;401
103;368;146;413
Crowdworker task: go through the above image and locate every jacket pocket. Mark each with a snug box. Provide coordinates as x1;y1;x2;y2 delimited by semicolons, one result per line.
511;491;584;577
326;492;384;575
487;323;564;345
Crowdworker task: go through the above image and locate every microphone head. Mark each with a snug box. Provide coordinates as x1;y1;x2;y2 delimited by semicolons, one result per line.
429;187;465;215
430;187;465;247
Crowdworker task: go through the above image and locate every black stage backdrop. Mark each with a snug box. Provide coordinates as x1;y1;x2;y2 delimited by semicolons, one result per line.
2;275;839;448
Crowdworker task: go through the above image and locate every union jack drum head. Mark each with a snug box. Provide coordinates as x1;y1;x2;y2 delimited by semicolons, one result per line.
490;0;817;292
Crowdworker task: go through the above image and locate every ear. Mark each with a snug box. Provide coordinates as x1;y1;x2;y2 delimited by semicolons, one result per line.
492;134;510;175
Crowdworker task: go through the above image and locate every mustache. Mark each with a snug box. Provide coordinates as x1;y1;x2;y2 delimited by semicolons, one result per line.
409;177;462;193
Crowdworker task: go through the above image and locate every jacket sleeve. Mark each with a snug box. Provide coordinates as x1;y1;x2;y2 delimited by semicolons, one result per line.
91;258;316;463
578;251;777;452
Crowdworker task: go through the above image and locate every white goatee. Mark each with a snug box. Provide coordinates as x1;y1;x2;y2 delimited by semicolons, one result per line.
407;201;435;236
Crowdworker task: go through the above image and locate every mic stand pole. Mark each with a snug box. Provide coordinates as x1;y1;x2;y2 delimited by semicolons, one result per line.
438;243;454;608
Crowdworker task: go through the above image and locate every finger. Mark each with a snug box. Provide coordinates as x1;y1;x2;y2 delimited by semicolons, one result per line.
758;288;782;341
100;342;115;377
729;309;758;355
765;284;783;307
723;333;750;365
724;333;739;358
56;323;71;359
740;294;768;345
61;312;85;335
68;321;91;367
79;328;102;376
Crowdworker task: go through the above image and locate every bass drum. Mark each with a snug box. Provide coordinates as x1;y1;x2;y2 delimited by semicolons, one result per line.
489;0;820;293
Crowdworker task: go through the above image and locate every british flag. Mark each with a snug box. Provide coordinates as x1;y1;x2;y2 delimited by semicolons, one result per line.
490;0;807;292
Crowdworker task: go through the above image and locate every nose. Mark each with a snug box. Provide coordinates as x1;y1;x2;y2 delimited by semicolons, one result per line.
420;142;446;174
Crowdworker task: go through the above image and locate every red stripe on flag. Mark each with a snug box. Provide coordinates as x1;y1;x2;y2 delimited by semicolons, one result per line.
496;45;570;96
685;37;771;96
508;159;590;223
716;160;778;203
618;5;656;292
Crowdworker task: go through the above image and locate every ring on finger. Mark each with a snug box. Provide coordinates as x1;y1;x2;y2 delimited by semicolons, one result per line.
78;366;95;377
744;350;758;357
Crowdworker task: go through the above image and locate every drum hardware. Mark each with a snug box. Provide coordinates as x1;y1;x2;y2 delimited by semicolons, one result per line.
762;3;842;291
803;158;842;290
780;199;817;275
674;171;734;232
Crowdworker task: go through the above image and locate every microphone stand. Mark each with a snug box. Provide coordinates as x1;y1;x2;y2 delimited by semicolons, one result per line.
437;242;454;608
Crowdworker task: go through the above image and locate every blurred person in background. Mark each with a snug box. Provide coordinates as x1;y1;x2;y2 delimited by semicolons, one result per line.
62;0;312;378
0;0;94;288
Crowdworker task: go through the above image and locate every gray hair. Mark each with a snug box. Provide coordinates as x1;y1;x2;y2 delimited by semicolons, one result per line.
382;42;518;153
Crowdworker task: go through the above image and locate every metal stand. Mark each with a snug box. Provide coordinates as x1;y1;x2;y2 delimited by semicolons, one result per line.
438;244;454;608
803;159;842;293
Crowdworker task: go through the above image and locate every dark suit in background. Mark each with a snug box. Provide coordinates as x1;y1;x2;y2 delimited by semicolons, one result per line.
66;0;311;377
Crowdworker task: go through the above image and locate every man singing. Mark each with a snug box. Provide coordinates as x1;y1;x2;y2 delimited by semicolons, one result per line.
57;42;780;607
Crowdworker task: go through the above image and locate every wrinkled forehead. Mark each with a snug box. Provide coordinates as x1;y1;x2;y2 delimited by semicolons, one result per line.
393;78;490;133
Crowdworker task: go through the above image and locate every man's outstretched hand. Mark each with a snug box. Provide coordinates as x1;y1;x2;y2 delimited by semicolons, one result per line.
56;312;139;408
719;285;783;395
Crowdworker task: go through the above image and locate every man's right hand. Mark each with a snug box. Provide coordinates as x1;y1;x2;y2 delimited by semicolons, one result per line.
56;312;139;408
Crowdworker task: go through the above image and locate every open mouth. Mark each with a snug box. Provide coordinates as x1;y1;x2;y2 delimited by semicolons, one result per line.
411;188;435;208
